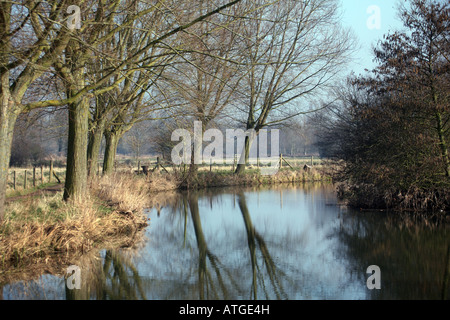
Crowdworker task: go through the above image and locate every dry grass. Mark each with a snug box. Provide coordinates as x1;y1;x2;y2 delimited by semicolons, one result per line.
91;173;150;213
177;166;329;189
90;172;180;211
0;174;151;279
147;171;180;192
0;171;185;277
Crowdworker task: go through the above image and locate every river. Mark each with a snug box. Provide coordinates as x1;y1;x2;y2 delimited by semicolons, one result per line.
2;183;449;299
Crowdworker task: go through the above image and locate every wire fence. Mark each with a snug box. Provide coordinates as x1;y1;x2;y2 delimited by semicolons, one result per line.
115;155;323;174
7;160;65;191
6;155;324;191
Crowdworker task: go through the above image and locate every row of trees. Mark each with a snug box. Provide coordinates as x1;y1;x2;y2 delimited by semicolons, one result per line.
0;0;354;220
315;0;450;211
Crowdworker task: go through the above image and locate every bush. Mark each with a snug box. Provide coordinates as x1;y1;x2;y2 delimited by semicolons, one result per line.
10;139;48;167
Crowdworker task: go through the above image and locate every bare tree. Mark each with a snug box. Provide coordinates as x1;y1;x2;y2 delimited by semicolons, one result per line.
161;0;248;176
123;121;153;164
233;0;355;173
0;0;245;220
0;0;74;220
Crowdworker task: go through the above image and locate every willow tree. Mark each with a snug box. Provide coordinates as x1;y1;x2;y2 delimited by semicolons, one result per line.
233;0;355;174
0;0;245;220
56;0;189;201
85;2;172;176
101;85;167;175
63;0;245;196
160;0;248;177
91;0;247;175
0;0;73;221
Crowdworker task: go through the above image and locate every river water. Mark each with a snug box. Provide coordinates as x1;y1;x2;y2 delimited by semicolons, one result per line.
2;183;449;299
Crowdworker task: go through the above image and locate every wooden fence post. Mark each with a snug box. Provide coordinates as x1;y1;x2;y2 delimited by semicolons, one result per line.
311;155;313;166
280;154;283;169
49;160;54;183
33;167;36;187
13;171;16;190
41;165;44;185
24;170;27;189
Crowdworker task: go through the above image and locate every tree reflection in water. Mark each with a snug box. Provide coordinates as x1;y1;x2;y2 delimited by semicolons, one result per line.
187;192;239;299
65;250;147;300
185;189;289;300
335;209;450;300
6;183;448;300
237;191;287;300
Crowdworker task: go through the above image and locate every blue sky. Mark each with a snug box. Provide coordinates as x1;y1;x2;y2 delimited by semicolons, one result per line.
339;0;405;76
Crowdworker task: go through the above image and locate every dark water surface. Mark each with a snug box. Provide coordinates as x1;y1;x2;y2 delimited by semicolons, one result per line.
2;183;449;299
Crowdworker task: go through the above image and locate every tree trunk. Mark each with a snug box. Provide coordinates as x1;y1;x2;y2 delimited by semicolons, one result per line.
0;95;18;221
188;146;200;178
188;120;205;178
429;54;449;178
62;35;90;203
435;111;450;178
103;131;119;175
234;135;251;175
87;119;106;176
0;0;12;221
63;97;89;202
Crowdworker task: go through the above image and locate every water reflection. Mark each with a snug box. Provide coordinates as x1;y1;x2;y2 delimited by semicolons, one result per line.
2;183;449;300
336;210;450;300
186;190;289;299
64;249;148;300
188;192;226;299
237;191;287;299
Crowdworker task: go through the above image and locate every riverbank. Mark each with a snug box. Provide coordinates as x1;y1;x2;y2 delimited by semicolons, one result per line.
336;181;450;216
177;166;329;189
0;174;153;278
0;166;329;280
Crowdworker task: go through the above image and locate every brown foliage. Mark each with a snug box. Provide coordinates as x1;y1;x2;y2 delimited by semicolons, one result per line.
317;0;450;212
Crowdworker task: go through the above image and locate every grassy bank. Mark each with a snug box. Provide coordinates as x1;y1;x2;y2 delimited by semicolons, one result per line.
0;173;153;277
0;166;329;280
